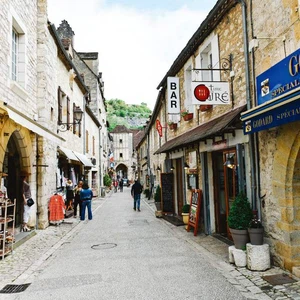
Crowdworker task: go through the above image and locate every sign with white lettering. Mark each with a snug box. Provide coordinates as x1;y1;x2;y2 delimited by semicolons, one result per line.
156;119;163;137
256;47;300;105
243;99;300;134
167;77;180;114
191;82;230;105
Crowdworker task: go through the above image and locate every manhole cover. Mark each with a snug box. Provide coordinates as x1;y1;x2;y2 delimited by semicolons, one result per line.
0;283;31;293
262;273;297;285
128;219;149;226
91;243;117;250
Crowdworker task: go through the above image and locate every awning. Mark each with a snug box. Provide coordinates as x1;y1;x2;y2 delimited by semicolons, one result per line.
241;89;300;134
3;103;64;144
155;105;246;154
57;146;79;162
73;151;93;167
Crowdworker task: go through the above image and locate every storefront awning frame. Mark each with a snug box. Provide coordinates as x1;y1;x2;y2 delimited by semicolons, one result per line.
2;103;64;144
73;151;93;167
57;146;79;162
154;105;246;154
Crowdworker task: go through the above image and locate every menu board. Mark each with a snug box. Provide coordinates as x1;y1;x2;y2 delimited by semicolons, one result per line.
160;173;174;213
187;189;202;236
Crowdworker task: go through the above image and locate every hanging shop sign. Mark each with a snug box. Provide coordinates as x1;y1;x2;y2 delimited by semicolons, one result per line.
156;119;163;137
256;47;300;106
191;82;230;105
167;77;180;114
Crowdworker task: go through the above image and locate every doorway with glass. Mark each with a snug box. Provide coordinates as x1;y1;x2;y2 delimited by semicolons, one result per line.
213;148;239;238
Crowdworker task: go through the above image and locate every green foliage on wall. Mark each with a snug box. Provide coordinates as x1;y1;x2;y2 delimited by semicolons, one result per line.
106;99;152;131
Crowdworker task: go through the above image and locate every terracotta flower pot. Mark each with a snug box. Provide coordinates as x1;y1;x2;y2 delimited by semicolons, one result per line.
199;105;212;112
230;228;249;250
169;123;177;130
183;113;193;121
248;227;264;245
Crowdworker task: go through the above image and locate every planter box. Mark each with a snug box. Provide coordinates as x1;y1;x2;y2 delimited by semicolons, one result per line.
199;105;212;112
183;113;193;121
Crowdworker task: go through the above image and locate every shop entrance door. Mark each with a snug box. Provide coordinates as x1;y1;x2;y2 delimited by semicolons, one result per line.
213;149;238;237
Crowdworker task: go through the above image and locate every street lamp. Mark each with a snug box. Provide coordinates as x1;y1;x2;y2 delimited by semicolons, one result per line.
57;106;83;133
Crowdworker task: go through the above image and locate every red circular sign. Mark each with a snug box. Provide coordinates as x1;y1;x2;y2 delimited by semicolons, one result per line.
194;84;210;101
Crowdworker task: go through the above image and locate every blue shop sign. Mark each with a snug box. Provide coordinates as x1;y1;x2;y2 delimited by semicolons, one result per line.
243;99;300;134
256;48;300;105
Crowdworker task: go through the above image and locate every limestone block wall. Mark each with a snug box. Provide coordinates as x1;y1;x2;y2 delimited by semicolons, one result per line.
251;0;300;270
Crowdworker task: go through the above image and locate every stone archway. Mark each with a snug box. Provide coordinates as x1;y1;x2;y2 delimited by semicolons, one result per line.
116;163;129;179
273;122;300;271
0;118;34;227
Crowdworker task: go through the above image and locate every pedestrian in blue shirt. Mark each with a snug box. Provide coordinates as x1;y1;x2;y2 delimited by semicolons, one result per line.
80;182;93;221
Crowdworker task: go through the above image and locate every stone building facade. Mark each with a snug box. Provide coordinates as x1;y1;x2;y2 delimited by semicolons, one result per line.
136;0;300;273
110;125;139;183
0;1;106;233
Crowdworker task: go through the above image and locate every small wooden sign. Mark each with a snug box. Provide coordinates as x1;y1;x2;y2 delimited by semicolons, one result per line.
187;189;202;236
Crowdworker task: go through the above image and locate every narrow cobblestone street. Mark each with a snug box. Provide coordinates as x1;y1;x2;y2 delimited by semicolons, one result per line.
0;189;300;299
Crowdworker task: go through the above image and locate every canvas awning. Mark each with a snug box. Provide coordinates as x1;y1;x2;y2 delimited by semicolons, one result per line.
155;105;246;154
2;103;64;144
57;146;79;162
73;151;93;167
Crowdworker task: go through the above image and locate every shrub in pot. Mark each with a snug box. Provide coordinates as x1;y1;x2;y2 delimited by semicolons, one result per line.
182;204;190;229
248;211;264;245
227;192;253;250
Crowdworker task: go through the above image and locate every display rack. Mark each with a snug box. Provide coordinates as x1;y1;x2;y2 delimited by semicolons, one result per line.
0;198;16;259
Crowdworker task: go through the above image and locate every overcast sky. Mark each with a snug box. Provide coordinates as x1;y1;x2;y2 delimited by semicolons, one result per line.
47;0;218;109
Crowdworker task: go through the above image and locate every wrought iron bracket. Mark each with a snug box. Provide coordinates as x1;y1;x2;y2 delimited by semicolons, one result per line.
192;54;232;74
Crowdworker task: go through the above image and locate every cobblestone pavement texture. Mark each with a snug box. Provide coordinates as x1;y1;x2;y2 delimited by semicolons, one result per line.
0;192;300;299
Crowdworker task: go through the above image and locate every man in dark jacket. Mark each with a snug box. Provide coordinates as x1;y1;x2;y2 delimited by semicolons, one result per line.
131;180;143;211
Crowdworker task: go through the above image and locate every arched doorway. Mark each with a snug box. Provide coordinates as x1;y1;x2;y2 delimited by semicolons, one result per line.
116;163;128;180
273;123;300;271
2;130;32;229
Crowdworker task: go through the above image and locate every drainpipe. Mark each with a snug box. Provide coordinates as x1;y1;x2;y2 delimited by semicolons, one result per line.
35;135;39;230
99;124;102;194
237;0;258;212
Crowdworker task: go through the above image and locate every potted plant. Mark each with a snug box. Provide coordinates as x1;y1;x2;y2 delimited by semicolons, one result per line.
199;105;212;112
248;211;264;245
182;204;190;229
181;109;193;121
168;121;177;130
227;192;253;250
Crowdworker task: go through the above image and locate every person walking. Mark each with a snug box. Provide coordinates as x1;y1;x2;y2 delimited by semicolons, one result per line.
119;178;124;192
21;170;33;231
131;179;143;211
113;179;118;193
73;181;83;218
80;182;93;221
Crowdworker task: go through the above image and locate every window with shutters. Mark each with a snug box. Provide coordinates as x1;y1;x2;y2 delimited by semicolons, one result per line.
86;130;89;153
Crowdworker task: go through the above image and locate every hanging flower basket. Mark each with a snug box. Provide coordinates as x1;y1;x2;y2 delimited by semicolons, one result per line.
183;113;193;121
199;105;212;112
168;123;177;130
